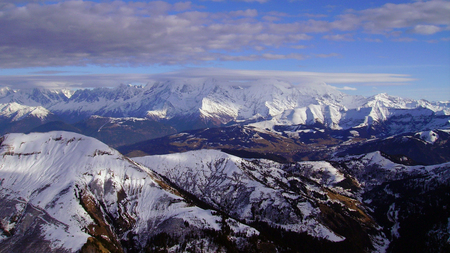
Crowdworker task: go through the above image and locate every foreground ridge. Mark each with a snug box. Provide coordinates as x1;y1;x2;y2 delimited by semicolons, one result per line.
1;131;448;252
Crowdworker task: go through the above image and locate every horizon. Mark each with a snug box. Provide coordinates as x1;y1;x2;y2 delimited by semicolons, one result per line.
0;0;449;101
3;74;449;104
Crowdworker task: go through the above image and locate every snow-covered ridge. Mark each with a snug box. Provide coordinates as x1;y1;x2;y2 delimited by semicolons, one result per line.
0;131;257;251
133;149;383;244
1;79;449;129
0;102;51;121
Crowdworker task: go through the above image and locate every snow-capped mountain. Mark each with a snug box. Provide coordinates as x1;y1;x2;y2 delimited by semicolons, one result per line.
0;132;259;252
337;129;450;165
1;131;449;252
0;102;52;122
0;87;71;107
135;149;450;252
133;149;387;250
332;152;450;253
1;79;448;134
0;102;60;134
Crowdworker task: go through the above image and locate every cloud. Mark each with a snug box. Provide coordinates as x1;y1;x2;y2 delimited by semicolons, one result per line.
0;1;316;68
203;0;269;3
335;86;357;91
229;9;258;17
29;70;72;75
291;45;307;49
412;24;442;35
0;0;448;69
355;0;450;34
392;37;417;42
322;34;354;41
0;68;415;89
218;53;305;61
365;38;383;43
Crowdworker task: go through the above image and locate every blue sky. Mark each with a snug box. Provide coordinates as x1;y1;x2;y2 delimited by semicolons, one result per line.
0;0;448;101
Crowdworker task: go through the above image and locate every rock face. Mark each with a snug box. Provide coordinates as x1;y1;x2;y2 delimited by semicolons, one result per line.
333;152;450;253
0;78;449;252
134;150;387;252
135;149;450;253
0;131;449;252
0;132;259;252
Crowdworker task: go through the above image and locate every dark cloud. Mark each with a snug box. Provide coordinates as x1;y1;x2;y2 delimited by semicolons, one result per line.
0;0;448;68
0;1;313;68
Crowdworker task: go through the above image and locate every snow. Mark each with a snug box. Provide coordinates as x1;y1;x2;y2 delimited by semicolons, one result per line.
133;149;346;242
0;102;51;121
296;161;346;186
350;130;360;137
387;203;400;238
1;79;449;131
417;130;439;144
0;131;244;252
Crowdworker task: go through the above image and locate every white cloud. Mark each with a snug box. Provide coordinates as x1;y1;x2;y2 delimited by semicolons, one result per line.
0;1;315;68
357;0;450;33
412;24;442;35
0;0;448;68
0;68;416;89
229;9;258;17
365;38;383;43
335;86;357;91
322;34;354;41
291;45;307;49
392;37;417;42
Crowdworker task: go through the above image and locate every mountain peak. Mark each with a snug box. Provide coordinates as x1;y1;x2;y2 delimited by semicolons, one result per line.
0;79;448;133
0;102;52;121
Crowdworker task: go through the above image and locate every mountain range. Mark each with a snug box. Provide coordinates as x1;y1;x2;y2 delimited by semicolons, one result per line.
1;79;449;135
0;78;449;252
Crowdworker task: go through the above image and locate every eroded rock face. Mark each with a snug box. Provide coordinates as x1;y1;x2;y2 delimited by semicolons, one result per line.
134;150;388;252
0;132;260;253
333;152;450;252
1;131;449;252
0;197;71;253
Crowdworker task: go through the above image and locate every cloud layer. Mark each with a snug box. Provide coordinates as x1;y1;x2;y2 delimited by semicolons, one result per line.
0;0;448;68
0;68;416;89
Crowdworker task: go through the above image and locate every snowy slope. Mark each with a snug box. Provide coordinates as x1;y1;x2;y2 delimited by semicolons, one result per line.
334;151;450;191
0;102;51;122
0;102;60;135
331;152;450;252
2;80;448;130
1;131;447;252
134;149;388;249
253;92;450;131
0;132;257;252
0;87;71;107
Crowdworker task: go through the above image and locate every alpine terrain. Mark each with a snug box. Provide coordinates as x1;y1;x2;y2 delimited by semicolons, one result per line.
0;78;449;252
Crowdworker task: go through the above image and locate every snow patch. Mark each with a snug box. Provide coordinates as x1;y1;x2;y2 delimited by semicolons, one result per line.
416;130;439;144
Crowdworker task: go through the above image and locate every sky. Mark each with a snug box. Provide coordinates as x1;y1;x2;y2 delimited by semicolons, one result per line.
0;0;449;101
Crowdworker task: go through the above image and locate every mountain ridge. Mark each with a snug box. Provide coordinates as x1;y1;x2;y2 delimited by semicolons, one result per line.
1;79;448;131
